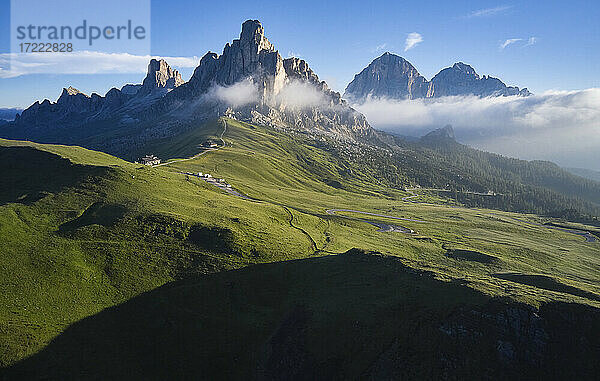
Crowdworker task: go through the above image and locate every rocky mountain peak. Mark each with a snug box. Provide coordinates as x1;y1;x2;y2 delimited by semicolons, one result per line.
57;86;90;105
346;55;532;102
179;20;370;139
186;20;286;99
343;52;429;101
368;53;419;74
283;57;320;84
429;62;530;97
139;59;184;96
239;20;275;53
451;62;478;76
64;86;83;96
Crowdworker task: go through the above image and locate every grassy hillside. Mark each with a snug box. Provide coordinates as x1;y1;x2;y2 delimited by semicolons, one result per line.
0;137;324;367
0;120;599;377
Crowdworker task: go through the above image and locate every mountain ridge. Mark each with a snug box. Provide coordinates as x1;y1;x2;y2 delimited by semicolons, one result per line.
2;20;372;157
344;52;531;102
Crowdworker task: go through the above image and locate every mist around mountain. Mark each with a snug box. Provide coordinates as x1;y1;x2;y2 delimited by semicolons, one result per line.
2;24;597;172
350;83;600;172
341;52;600;173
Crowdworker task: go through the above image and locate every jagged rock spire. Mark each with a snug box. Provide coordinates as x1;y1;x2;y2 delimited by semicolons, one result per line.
139;59;184;96
190;20;286;99
239;19;275;54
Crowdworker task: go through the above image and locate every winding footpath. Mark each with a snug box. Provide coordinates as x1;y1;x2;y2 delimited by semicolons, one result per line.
325;209;425;234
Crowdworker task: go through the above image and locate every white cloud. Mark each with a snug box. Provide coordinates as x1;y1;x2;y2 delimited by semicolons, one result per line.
204;78;333;110
352;90;600;170
404;33;423;52
499;37;538;50
0;51;199;78
467;5;512;18
276;80;330;109
500;38;523;49
207;78;259;108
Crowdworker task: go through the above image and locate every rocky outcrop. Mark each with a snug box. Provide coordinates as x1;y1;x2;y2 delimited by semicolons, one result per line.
138;59;184;97
344;52;531;102
283;57;319;84
55;87;102;114
7;59;185;142
120;84;142;95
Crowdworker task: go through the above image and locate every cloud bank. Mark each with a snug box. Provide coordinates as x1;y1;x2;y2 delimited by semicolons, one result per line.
0;51;199;78
352;89;600;170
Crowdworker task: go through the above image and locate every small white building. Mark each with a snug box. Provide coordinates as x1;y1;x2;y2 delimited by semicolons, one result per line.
140;155;161;166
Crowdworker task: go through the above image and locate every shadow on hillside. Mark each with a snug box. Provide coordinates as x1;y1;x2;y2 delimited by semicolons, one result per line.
445;248;499;264
0;146;108;206
58;202;127;233
4;250;600;380
494;273;600;302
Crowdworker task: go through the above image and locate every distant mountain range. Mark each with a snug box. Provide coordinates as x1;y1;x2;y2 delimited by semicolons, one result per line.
0;108;22;121
344;52;531;103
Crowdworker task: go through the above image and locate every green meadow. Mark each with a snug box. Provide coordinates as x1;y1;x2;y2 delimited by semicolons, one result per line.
0;118;598;375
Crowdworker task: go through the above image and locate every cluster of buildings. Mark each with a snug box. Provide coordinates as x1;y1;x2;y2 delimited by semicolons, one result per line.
187;172;232;189
138;154;161;166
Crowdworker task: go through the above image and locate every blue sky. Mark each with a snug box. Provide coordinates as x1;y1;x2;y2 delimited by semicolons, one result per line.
0;0;598;108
